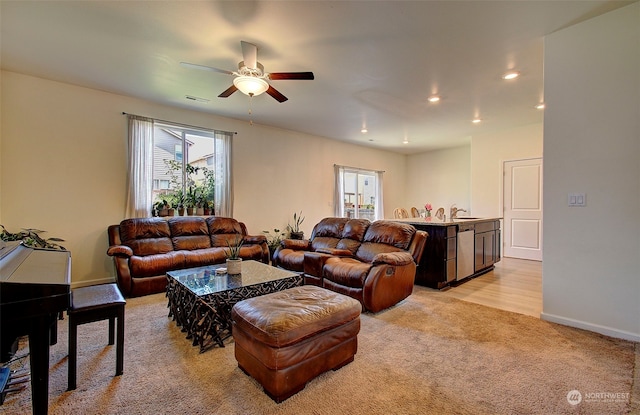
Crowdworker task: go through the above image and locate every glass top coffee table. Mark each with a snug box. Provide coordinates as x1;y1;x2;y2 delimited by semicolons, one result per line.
166;260;302;352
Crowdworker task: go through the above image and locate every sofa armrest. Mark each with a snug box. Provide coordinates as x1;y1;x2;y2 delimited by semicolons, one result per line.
107;245;133;258
372;251;414;266
316;248;353;257
281;239;311;250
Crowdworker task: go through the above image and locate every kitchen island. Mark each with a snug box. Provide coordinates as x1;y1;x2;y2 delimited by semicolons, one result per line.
393;217;501;289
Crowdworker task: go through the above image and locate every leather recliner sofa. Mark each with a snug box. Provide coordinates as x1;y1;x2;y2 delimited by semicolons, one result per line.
273;217;427;312
107;216;269;297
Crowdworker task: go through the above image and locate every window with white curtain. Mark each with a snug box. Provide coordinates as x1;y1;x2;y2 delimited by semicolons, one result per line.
334;165;384;221
126;115;233;218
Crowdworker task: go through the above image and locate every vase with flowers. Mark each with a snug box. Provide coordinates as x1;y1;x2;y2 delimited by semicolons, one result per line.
424;203;433;218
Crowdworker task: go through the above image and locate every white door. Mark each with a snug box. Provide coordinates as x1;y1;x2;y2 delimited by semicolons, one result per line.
503;158;543;261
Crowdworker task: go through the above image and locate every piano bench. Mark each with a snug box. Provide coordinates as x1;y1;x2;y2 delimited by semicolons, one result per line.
67;283;126;391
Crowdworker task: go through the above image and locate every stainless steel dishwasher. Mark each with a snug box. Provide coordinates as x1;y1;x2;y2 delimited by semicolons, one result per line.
456;223;475;281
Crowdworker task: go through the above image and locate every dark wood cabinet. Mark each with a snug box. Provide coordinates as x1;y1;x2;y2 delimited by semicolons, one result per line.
474;220;500;272
412;223;457;289
403;218;501;290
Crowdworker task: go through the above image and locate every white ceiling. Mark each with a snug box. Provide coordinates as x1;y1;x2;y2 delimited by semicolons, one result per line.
1;1;634;154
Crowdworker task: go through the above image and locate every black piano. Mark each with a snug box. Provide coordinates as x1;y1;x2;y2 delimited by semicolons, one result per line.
0;241;71;415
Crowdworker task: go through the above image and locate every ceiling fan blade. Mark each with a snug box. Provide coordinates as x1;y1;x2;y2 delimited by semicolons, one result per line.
268;72;315;80
180;62;233;75
241;41;258;70
218;84;238;98
266;85;288;103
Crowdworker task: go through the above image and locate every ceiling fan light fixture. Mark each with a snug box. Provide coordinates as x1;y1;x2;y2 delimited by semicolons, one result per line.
233;76;269;97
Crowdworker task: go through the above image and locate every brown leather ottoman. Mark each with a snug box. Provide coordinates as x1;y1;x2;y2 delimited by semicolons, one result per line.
231;285;361;403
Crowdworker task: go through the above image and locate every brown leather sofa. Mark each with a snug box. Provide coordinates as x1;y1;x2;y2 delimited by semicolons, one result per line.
273;217;427;312
107;216;268;297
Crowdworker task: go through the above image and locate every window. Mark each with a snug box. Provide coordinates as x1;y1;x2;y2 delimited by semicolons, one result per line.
125;115;233;218
334;165;384;221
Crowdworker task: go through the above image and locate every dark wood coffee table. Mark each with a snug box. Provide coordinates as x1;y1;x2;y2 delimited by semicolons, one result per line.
166;260;302;352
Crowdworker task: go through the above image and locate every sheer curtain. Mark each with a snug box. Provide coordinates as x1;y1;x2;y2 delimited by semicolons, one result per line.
334;165;345;217
214;130;233;217
374;170;384;220
125;115;154;218
334;165;384;219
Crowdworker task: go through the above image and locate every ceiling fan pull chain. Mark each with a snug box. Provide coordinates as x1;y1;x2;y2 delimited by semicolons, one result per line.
248;94;254;126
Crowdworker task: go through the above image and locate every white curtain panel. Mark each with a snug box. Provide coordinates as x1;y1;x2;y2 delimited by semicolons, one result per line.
214;130;233;218
375;170;384;220
126;115;154;218
334;165;345;217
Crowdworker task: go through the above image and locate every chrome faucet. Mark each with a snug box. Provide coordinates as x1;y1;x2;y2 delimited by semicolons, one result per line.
450;205;467;219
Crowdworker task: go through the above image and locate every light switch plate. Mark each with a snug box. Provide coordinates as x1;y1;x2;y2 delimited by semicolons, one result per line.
568;193;586;207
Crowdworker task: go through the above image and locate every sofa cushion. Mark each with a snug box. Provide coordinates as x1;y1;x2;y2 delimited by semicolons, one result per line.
355;221;415;263
168;217;211;250
336;219;370;254
238;245;265;261
129;251;185;277
206;217;245;248
118;218;174;256
182;248;227;268
119;218;171;241
311;217;348;239
323;257;372;288
363;221;416;249
127;238;174;256
275;249;306;272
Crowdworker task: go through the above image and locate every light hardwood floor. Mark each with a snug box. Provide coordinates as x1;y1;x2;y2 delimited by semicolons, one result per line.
437;257;542;318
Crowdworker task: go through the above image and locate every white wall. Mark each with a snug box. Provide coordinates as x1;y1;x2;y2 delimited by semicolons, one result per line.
406;146;470;216
0;71;406;287
471;123;543;218
541;3;640;341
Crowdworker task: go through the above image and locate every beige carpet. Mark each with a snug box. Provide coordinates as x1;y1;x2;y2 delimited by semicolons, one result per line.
3;286;637;415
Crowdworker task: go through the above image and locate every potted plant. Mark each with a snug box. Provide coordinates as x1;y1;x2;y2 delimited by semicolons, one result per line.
152;201;163;217
203;200;212;216
1;225;66;250
158;199;170;217
287;211;305;240
263;228;286;259
225;235;244;275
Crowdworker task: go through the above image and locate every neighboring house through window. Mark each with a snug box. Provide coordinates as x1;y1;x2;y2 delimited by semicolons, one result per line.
334;165;384;221
125;114;234;218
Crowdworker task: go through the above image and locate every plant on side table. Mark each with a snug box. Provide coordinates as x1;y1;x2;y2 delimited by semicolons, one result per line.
263;228;286;258
225;235;244;275
287;211;305;240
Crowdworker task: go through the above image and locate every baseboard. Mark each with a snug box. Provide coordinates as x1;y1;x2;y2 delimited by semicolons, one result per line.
71;276;116;290
540;312;640;342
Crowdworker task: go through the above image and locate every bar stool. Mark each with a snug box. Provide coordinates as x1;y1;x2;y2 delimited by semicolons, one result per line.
67;283;126;391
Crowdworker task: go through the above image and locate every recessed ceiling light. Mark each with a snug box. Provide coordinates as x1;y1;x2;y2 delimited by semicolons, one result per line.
472;118;482;124
502;71;520;80
403;139;409;144
428;95;440;103
535;103;545;110
361;128;368;133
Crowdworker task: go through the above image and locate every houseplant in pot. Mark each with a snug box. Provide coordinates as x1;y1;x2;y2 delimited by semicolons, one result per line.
263;228;286;259
225;235;244;275
287;211;305;240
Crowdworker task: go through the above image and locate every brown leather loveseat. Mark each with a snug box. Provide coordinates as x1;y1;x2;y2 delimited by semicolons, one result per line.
273;217;427;312
107;216;268;297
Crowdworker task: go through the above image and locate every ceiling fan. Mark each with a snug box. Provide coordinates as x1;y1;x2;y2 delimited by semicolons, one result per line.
181;41;314;103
